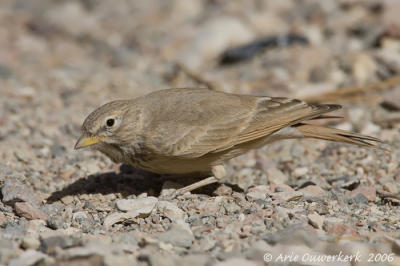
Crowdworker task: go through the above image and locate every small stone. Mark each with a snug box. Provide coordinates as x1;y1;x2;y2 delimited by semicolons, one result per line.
21;236;41;250
72;211;94;232
40;235;82;254
382;86;400;111
323;222;358;236
299;185;326;198
160;181;182;196
27;219;47;233
213;184;232;196
3;219;28;239
1;178;40;207
103;212;140;229
0;212;6;226
157;201;185;221
158;224;194;248
352;53;377;85
177;16;254;70
41;203;64;217
349;193;369;204
103;254;132;266
246;185;268;201
61;195;74;205
15;202;48;220
308;213;324;229
293;167;309;178
274;191;303;202
46;215;65;230
223;202;241;214
383;182;398;194
178;254;210;266
270;183;295;192
196;200;219;214
137;249;177;266
8;250;48;266
265;167;288;184
0;238;17;264
350;186;376;202
361;122;380;136
116;197;158;216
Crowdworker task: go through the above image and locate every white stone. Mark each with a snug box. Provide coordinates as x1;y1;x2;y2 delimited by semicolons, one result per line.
116;197;158;215
157;201;185;221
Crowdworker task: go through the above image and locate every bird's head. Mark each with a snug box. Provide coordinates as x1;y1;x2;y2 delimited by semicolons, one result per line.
74;100;132;150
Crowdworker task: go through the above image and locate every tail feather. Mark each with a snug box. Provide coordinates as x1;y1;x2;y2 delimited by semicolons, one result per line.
294;123;385;149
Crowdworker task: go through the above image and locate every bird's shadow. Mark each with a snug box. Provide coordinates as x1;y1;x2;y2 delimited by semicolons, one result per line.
46;164;236;203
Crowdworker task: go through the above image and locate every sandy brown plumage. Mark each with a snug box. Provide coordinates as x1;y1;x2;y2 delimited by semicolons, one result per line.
75;88;383;195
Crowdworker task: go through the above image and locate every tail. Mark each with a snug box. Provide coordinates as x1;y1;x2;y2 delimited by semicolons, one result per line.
294;123;387;150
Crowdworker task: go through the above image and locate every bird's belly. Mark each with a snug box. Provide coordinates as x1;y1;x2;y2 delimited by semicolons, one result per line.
127;156;214;175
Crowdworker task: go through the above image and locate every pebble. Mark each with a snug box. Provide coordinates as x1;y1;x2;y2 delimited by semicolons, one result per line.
308;213;325;229
323;222;358;236
213;184;233;196
361;122;381;136
246;185;268;201
352;53;377;85
265;167;288;184
158;224;194;248
349;193;369;204
103;212;140;229
178;16;254;69
8;250;49;266
383;182;398;194
223;202;241;215
116;197;158;216
40;235;82;254
21;235;41;250
0;212;6;226
1;178;40;207
47;215;66;230
157;201;185;221
72;211;94;232
103;254;133;266
383;86;400;111
274;191;303;202
293;167;309;178
0;239;17;264
299;185;326;198
61;196;74;205
350;186;376;202
14;202;48;220
270;183;295;192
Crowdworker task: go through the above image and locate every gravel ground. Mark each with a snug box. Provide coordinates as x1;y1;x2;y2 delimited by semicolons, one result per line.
1;0;400;265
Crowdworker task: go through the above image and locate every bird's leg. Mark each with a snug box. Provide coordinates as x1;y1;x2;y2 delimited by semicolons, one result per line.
161;165;227;199
173;176;218;196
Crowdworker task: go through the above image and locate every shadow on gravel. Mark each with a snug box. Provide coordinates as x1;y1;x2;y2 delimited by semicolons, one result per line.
47;165;225;203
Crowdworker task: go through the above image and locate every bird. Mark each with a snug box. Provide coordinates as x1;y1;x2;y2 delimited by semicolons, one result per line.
75;87;384;197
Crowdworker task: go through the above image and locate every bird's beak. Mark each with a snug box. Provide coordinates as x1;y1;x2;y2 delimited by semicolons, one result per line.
74;135;100;150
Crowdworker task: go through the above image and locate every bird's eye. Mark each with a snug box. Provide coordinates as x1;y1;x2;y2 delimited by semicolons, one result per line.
106;118;115;127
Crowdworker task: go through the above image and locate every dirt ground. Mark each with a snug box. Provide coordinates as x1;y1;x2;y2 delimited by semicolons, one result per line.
0;0;400;265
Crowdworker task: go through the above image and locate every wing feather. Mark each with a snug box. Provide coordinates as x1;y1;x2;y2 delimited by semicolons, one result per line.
142;88;340;158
